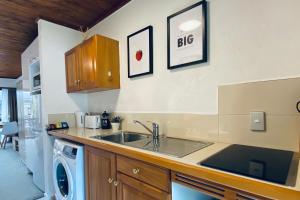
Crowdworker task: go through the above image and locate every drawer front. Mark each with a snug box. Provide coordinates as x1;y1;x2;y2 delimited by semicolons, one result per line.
117;173;171;200
117;155;170;192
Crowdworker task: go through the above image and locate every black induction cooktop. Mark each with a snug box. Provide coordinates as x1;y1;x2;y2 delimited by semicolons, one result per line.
200;144;293;184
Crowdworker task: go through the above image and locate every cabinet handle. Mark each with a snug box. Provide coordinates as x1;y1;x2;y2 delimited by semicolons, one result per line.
108;178;113;184
107;70;113;81
132;168;140;175
113;181;119;186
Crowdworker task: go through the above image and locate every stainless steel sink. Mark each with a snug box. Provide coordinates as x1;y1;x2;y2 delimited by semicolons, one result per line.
91;131;212;158
91;131;149;144
141;137;213;158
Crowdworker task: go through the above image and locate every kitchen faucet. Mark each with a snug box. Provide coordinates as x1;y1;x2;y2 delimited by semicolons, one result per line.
133;120;159;139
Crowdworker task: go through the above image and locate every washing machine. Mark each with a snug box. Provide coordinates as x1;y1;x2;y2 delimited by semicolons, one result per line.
53;139;85;200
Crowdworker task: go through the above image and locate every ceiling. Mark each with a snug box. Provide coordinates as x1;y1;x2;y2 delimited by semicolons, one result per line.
0;0;131;79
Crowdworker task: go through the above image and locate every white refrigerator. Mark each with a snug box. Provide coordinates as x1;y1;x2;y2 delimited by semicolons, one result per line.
29;93;44;191
17;87;45;191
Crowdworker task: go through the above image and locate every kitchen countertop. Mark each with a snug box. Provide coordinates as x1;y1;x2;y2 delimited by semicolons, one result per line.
48;128;300;200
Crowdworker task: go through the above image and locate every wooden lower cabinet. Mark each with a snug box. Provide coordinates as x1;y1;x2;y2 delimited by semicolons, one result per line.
85;146;170;200
85;146;117;200
85;145;268;200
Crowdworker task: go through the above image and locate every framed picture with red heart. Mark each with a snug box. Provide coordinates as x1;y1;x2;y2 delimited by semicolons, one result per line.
127;25;153;78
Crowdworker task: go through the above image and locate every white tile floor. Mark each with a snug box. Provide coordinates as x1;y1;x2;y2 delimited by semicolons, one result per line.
0;144;44;200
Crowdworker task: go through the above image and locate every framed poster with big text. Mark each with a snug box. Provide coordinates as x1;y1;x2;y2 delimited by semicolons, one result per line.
167;1;207;69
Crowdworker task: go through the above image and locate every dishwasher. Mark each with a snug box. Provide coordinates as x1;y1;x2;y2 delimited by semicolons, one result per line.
172;182;218;200
172;172;263;200
172;172;221;200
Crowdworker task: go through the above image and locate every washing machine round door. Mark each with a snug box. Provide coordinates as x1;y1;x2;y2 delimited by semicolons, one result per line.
53;156;73;200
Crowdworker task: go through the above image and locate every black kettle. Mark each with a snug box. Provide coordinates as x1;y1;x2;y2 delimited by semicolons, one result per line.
101;111;111;129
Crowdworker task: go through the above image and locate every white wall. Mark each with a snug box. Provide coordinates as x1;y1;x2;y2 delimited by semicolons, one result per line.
87;0;300;114
39;20;88;116
38;19;87;197
0;78;16;88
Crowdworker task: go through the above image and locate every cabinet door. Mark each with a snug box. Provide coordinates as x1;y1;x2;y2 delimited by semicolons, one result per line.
80;37;97;90
117;173;170;200
65;48;80;92
85;146;117;200
96;36;120;89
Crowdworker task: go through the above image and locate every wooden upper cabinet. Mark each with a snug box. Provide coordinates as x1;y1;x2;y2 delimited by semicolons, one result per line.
80;36;97;90
65;34;120;93
96;35;120;89
85;146;117;200
65;47;81;92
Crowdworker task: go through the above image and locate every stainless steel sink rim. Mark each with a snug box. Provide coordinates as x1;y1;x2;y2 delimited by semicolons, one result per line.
90;131;150;144
106;133;146;143
90;131;213;158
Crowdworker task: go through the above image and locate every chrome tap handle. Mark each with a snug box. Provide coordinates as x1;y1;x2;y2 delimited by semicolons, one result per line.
147;121;159;139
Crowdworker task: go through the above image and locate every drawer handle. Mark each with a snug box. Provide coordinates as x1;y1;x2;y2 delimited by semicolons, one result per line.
108;178;113;184
132;168;140;175
113;181;119;186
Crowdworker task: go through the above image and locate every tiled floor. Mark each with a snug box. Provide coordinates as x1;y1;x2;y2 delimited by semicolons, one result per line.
0;144;44;200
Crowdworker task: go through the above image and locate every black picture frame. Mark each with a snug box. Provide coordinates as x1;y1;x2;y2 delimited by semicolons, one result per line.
167;0;208;70
127;26;153;78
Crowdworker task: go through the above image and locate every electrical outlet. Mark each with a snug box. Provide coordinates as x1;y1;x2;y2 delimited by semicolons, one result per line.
250;112;265;131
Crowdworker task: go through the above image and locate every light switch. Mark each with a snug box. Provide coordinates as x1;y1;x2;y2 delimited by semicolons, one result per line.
250;112;265;131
